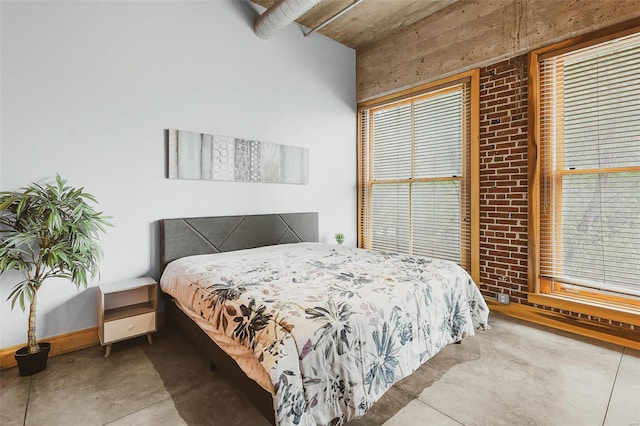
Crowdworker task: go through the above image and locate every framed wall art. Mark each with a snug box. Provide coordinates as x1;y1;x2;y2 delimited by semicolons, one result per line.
166;129;309;185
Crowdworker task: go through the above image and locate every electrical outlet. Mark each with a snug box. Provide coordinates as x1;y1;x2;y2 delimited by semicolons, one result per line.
497;293;510;305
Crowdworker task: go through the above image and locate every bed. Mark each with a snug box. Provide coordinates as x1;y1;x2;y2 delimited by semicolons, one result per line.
159;212;489;426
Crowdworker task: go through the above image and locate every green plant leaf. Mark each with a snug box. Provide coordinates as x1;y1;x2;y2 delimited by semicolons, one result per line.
0;175;113;333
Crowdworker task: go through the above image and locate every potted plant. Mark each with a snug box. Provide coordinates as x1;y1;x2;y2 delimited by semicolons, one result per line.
334;232;345;245
0;175;111;376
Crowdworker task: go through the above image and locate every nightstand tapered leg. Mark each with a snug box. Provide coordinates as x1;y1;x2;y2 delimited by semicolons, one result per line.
147;334;153;345
105;344;112;358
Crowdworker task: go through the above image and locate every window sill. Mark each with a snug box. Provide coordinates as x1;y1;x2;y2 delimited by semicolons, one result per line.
527;293;640;326
487;299;640;350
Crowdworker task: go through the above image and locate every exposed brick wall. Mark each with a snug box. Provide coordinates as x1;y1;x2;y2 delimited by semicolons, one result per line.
479;56;529;304
478;56;637;334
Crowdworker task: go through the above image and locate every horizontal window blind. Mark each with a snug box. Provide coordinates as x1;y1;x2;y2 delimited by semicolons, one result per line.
370;183;410;253
372;103;412;180
538;31;640;297
358;81;472;271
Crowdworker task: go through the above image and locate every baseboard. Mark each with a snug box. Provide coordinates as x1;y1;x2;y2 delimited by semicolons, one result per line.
0;327;100;370
487;300;640;350
0;312;166;371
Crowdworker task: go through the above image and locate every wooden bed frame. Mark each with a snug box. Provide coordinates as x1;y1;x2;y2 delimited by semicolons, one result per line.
159;212;320;425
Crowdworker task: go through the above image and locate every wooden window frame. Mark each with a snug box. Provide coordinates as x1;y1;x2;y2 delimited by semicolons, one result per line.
357;69;480;283
528;19;640;325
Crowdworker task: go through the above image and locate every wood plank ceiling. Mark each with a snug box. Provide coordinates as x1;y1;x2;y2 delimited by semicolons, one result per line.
251;0;459;50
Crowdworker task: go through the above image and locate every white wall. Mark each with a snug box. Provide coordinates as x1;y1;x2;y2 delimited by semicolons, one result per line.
0;1;356;348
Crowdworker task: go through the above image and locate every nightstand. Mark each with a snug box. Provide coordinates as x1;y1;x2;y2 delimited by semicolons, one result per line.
98;277;158;358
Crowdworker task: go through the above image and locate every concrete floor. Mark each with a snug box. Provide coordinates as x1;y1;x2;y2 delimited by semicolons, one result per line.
1;313;638;426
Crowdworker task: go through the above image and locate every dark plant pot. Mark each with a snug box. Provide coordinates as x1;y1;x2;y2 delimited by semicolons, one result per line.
15;342;51;376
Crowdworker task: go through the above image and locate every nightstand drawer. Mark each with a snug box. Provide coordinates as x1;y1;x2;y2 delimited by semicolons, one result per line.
103;312;156;343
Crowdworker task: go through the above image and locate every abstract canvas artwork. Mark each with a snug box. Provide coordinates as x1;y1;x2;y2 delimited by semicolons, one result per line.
167;129;309;184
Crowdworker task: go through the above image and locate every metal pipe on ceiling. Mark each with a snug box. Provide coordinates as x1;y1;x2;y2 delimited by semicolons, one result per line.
254;0;322;40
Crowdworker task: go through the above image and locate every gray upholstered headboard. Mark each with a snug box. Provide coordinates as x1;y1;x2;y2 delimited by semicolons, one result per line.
160;212;319;269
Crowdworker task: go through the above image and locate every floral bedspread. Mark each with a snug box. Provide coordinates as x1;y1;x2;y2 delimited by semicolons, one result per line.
160;243;489;426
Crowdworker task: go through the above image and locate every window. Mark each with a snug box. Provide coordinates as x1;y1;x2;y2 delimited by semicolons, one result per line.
357;70;479;281
529;24;640;321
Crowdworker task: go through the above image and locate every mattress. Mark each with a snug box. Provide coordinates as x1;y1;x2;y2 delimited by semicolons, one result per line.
160;243;489;426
